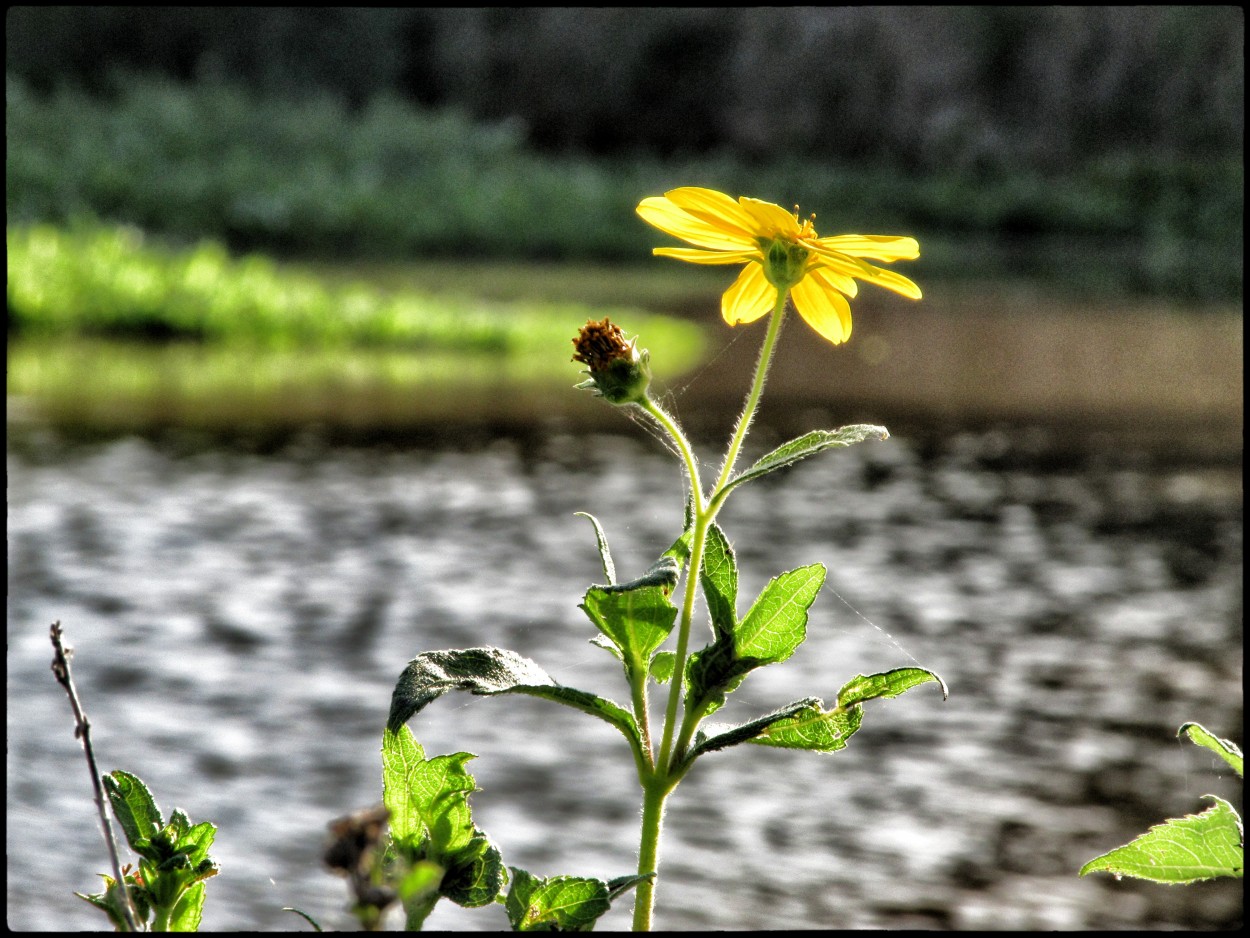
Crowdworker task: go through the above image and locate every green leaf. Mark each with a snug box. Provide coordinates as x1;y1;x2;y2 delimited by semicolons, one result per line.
104;769;163;855
747;699;865;752
506;868;624;931
1080;795;1244;883
575;512;616;585
684;697;823;764
736;564;825;661
580;581;677;681
837;667;949;708
387;647;641;754
751;668;946;752
685;564;825;716
380;725;505;915
167;881;206;932
699;522;737;638
604;872;654;903
650;651;676;684
723;425;889;496
1180;722;1243;778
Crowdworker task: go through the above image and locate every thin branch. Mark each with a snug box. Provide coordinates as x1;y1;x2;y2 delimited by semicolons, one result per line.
50;621;140;931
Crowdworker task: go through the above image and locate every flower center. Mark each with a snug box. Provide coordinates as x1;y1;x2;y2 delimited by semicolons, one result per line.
760;236;812;291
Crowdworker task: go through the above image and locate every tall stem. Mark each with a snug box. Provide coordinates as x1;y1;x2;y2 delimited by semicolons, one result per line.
630;288;790;930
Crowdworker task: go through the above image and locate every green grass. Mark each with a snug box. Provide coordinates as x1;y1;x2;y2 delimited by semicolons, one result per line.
6;223;708;431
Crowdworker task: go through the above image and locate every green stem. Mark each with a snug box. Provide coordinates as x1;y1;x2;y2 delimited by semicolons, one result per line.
712;289;789;495
639;397;705;516
630;290;789;930
631;776;671;931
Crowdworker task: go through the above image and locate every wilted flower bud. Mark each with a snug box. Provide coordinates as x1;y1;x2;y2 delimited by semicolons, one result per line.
572;317;653;405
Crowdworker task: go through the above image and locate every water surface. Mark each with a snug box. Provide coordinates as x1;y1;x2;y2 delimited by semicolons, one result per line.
6;426;1241;929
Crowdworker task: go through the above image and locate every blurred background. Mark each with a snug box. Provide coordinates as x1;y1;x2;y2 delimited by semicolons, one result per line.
6;7;1242;931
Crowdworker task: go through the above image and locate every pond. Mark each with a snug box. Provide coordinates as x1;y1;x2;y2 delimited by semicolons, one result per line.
6;422;1242;930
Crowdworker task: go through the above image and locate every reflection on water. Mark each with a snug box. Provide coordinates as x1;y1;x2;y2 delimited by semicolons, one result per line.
6;427;1242;930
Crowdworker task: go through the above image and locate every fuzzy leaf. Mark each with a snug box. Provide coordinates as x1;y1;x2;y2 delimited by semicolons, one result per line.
1180;722;1243;778
580;580;677;680
387;647;639;752
575;512;616;585
1080;796;1244;883
381;725;504;914
104;770;163;854
699;522;737;638
751;668;946;752
724;425;889;496
685;564;825;716
506;868;647;932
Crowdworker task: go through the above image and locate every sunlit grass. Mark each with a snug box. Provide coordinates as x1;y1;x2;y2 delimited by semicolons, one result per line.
6;223;708;430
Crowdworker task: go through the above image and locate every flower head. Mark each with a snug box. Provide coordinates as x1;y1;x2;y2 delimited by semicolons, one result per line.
636;186;921;345
572;317;652;405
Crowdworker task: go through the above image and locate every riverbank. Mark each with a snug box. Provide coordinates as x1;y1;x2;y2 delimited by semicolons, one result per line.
7;273;1241;460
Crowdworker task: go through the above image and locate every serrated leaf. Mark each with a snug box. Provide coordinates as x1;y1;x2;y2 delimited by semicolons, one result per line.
723;425;889;496
699;523;737;638
1180;722;1243;778
104;770;163;855
685;564;825;717
736;564;825;660
684;697;823;763
575;512;616;585
1080;795;1244;883
380;726;504;914
506;869;615;932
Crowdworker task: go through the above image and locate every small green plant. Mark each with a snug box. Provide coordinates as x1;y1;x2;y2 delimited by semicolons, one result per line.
370;187;945;929
1080;723;1243;884
77;771;221;931
51;623;220;932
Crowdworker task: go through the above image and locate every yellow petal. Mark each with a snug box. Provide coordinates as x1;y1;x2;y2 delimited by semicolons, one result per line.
664;187;758;238
739;197;801;238
637;197;757;252
653;247;760;265
854;263;923;300
805;261;858;298
817;234;920;261
721;263;776;326
791;274;853;345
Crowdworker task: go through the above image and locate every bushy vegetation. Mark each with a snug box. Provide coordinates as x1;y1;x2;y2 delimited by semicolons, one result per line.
6;75;1241;301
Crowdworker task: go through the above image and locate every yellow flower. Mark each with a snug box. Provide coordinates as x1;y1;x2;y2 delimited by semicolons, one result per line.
636;186;921;345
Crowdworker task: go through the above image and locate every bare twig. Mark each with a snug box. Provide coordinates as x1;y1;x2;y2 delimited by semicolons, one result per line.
50;621;140;931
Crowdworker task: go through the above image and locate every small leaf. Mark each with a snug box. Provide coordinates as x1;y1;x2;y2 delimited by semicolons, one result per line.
736;564;825;661
1080;795;1244;883
684;697;823;763
748;699;865;752
650;651;676;684
575;512;616;586
724;425;889;496
751;668;945;752
380;726;504;914
104;770;163;855
1179;722;1243;778
596;554;680;594
167;881;205;932
837;668;949;707
505;869;614;932
605;872;654;903
581;583;677;680
699;522;737;638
